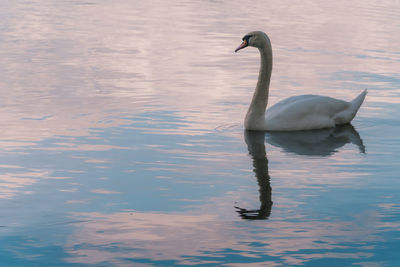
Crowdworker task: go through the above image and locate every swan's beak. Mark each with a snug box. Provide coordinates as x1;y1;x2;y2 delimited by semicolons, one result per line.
235;40;248;52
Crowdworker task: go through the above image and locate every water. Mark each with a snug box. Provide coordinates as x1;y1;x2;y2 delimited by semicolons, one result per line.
1;0;400;266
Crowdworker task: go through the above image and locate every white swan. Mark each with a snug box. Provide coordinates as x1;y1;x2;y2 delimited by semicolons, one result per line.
235;31;367;131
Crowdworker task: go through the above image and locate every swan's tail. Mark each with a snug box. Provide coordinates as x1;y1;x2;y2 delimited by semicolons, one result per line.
350;89;368;112
346;89;367;122
334;89;367;125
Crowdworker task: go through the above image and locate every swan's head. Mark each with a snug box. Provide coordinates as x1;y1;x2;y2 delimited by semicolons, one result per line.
235;31;270;52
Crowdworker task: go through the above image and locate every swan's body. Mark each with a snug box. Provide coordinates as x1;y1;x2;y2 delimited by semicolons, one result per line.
235;31;367;131
262;92;367;131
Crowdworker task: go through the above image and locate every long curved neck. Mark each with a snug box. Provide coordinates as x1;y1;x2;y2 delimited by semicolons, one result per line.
245;43;273;129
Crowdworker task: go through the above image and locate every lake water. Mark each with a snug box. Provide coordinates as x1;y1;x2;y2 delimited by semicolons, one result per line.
1;0;400;266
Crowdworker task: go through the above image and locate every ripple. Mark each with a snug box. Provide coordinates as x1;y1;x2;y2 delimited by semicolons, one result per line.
214;123;242;133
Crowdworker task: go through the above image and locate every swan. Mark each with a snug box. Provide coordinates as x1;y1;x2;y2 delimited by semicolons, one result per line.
235;31;367;131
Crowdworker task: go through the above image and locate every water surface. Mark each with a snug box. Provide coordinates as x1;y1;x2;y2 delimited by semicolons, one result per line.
1;0;400;266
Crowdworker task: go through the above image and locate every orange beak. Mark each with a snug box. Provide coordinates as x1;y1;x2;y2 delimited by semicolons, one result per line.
235;40;248;52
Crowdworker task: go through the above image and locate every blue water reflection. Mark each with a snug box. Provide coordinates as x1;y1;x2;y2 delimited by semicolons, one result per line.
1;110;400;265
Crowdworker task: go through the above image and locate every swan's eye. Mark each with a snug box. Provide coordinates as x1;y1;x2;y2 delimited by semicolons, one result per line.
243;34;253;42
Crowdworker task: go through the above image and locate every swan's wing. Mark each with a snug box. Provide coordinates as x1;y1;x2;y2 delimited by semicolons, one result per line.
267;95;349;118
265;95;350;130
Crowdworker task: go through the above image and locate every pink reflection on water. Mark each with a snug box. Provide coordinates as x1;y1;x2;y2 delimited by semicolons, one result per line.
37;144;131;152
1;0;398;148
0;170;49;199
90;189;121;195
64;210;378;266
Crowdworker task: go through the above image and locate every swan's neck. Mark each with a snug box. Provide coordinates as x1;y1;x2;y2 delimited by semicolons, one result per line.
245;45;273;130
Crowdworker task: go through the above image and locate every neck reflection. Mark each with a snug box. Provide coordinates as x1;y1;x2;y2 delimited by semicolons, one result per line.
235;130;273;220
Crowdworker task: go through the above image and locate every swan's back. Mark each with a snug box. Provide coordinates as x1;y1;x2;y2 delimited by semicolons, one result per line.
264;91;367;131
267;95;348;118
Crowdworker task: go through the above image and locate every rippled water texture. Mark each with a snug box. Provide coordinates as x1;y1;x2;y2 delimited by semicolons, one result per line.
1;0;400;266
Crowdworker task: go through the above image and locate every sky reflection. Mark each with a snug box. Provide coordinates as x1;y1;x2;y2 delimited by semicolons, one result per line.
64;207;379;266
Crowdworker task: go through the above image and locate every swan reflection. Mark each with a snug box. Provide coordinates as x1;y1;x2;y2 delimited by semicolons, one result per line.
236;124;365;220
235;130;273;220
265;124;365;156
